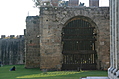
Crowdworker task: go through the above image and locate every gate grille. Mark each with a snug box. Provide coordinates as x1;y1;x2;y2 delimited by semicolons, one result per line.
62;19;97;70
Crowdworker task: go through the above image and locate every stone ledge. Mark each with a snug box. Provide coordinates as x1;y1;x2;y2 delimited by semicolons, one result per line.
81;77;109;79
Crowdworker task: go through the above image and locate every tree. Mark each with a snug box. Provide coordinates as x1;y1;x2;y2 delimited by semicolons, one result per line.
32;0;41;7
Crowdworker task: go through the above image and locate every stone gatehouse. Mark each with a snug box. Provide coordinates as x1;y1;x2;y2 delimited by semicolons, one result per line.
25;6;110;70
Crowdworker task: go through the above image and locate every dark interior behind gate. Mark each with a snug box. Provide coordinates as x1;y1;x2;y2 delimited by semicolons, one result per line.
61;18;97;70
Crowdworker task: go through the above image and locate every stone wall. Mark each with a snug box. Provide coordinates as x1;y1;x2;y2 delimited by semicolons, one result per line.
0;35;24;65
39;6;110;70
25;6;110;70
25;16;40;68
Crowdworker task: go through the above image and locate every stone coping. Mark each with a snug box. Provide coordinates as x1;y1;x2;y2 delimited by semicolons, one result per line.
81;77;109;79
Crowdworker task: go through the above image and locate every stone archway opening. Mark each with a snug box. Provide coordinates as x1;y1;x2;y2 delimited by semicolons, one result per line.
61;16;97;70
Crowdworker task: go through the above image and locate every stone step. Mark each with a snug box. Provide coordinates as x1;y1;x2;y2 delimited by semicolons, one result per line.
81;77;109;79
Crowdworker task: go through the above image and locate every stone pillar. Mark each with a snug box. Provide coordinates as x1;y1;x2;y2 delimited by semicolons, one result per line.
112;0;116;74
116;0;119;77
108;0;115;78
108;0;119;79
113;0;119;75
108;0;113;73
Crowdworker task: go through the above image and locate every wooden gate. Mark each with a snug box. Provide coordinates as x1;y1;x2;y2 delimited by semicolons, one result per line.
62;18;97;70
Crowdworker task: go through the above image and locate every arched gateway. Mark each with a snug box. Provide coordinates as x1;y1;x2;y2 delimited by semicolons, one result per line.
62;16;97;70
25;6;110;70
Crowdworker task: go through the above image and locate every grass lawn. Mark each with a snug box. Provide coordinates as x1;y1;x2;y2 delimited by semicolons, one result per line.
0;65;108;79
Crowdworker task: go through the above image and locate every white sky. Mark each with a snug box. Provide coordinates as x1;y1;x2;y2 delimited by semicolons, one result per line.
0;0;109;36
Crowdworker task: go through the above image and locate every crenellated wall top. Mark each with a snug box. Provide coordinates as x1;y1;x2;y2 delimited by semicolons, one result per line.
0;35;24;39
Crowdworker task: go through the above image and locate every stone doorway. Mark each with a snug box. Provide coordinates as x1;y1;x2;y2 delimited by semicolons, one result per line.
61;17;97;70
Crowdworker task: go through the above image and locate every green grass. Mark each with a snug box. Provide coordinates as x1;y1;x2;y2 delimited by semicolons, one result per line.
0;65;108;79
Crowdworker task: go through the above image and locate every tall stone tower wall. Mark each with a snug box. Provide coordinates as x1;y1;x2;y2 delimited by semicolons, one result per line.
25;16;40;68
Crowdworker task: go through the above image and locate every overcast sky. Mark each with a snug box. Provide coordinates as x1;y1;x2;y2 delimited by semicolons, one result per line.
0;0;109;36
